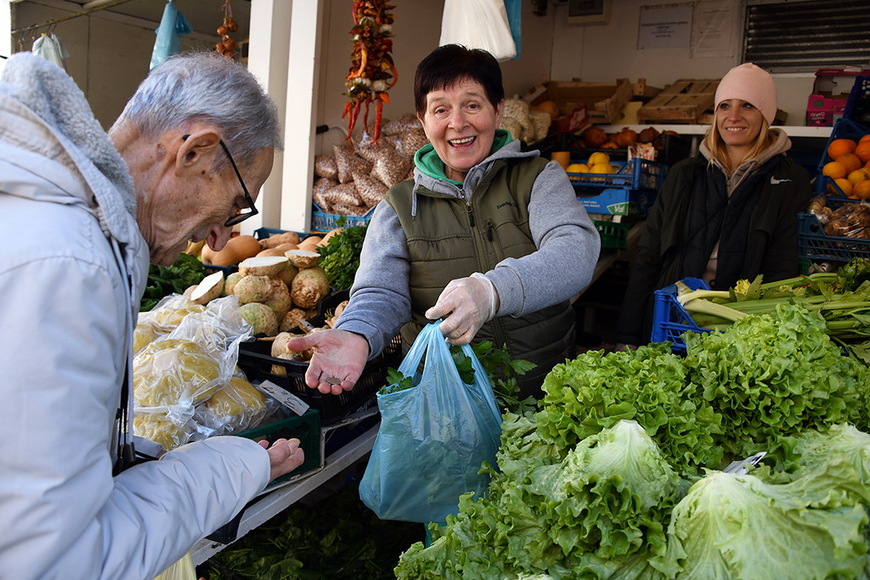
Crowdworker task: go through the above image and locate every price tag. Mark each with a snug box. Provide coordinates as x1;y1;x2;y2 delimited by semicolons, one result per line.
723;451;767;475
256;380;310;416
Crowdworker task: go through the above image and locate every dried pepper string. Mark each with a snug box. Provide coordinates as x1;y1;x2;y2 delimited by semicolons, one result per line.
342;0;396;145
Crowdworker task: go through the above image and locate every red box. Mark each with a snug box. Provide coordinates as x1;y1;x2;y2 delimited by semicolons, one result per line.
806;67;870;127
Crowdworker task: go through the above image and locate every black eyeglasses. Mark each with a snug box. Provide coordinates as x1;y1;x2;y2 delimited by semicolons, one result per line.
182;134;259;227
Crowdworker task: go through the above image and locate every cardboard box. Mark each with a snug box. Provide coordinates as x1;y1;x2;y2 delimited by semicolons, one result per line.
806;67;870;127
524;78;634;123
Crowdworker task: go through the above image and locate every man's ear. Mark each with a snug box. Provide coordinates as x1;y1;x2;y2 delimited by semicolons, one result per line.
176;130;222;175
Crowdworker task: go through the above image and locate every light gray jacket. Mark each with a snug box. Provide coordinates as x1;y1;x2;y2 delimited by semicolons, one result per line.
0;53;269;579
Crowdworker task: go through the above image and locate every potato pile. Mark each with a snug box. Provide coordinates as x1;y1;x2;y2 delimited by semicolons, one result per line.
313;114;428;216
188;237;334;339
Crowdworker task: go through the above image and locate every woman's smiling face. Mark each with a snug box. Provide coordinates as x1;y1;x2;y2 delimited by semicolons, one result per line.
715;98;764;151
418;78;503;182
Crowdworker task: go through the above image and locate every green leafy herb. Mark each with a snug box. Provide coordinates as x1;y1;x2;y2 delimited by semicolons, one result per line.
204;481;423;579
318;219;367;291
140;253;206;311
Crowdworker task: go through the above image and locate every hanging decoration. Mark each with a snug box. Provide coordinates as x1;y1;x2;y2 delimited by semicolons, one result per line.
215;1;239;59
342;0;397;145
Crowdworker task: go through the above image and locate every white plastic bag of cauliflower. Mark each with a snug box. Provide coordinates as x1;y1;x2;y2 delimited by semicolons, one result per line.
132;295;272;450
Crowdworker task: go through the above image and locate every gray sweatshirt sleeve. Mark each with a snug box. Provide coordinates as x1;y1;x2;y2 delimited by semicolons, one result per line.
334;201;411;358
486;160;601;316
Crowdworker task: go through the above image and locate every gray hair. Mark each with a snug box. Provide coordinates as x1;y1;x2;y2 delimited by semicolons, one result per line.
111;52;282;166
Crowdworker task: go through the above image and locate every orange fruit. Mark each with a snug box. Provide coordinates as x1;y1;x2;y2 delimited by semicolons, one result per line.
828;138;857;160
836;153;862;173
823;161;848;179
847;168;870;186
860;134;870;144
854;179;870;200
855;141;870;164
829;178;853;197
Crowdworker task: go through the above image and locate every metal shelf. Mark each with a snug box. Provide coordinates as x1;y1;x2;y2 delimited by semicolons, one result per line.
599;124;832;139
191;415;379;566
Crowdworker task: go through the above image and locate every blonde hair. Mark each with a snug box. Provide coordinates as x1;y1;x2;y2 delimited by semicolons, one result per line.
704;118;776;172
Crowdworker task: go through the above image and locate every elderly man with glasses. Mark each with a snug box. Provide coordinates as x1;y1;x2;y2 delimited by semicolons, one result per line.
0;52;304;579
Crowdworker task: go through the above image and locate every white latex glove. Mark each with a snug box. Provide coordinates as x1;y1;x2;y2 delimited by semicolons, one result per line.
425;272;499;345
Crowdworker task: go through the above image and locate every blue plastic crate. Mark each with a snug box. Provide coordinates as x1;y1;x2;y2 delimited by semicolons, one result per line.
651;277;714;354
577;187;657;216
814;118;870;194
844;76;870;126
568;159;667;191
797;211;870;263
311;203;373;233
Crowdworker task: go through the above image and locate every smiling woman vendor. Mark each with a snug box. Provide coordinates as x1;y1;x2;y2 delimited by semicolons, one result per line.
615;63;814;349
288;43;600;398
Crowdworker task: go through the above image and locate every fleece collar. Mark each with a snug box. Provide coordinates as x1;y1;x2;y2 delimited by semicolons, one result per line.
0;53;137;244
414;128;513;185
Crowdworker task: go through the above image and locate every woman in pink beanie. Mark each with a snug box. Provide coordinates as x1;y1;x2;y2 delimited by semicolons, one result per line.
616;63;813;348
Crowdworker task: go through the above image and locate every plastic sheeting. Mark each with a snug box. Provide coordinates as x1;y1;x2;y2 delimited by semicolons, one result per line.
150;0;191;71
439;0;517;62
31;34;68;72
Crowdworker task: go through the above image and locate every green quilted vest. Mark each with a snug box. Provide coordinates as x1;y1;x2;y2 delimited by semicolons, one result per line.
384;157;576;395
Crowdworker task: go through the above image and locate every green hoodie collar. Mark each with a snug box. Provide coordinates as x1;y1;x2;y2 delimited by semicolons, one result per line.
414;129;512;185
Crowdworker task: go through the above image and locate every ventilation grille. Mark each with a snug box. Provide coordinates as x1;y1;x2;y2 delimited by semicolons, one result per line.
744;0;870;72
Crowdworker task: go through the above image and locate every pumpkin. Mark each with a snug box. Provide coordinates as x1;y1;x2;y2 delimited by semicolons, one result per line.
583;126;609;148
201;234;260;266
531;100;560;120
638;127;661;144
614;128;639;148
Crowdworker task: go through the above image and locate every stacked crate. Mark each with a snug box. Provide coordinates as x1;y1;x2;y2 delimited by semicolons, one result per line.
637;79;719;124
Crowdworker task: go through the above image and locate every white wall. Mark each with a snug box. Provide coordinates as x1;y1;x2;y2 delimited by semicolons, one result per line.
546;0;815;125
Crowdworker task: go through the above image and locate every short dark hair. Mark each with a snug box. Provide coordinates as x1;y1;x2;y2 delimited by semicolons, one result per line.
414;44;504;116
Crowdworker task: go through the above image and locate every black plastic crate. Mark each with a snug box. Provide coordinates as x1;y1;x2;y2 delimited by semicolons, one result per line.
237;333;403;425
651;132;691;166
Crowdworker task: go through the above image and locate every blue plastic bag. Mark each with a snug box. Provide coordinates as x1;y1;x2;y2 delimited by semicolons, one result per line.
150;0;192;71
359;322;502;524
504;0;522;59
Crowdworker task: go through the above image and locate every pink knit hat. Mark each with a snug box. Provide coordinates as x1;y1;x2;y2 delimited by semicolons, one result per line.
714;63;777;125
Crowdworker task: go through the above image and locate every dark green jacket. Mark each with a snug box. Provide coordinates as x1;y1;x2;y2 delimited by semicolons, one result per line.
385;157;577;395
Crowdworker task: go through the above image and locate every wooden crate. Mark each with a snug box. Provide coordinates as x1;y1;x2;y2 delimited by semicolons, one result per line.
525;78;635;123
637;79;720;124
